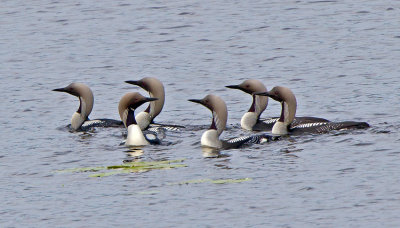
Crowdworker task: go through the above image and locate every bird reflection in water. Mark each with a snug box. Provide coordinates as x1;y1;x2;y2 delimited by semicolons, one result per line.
202;147;231;158
125;146;144;158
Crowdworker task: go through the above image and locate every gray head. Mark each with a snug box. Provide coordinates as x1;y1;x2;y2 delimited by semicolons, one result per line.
52;83;94;118
125;77;165;119
226;79;268;114
226;79;268;94
118;92;158;128
188;94;227;136
256;86;297;123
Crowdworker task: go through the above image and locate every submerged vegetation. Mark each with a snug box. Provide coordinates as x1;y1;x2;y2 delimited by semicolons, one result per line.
56;159;252;191
56;159;187;177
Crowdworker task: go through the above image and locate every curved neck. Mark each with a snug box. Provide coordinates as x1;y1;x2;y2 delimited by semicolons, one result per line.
126;108;136;127
121;108;137;128
145;89;165;120
135;111;151;130
211;111;226;136
78;94;93;120
272;101;296;135
278;101;296;124
70;94;93;130
248;94;268;117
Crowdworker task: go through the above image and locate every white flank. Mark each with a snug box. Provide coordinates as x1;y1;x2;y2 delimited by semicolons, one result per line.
272;121;288;135
126;124;150;146
201;129;222;148
241;112;258;130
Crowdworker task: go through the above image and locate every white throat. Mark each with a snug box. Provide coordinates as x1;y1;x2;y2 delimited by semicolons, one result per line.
241;112;258;130
71;112;86;130
135;111;152;130
126;124;150;146
201;129;222;148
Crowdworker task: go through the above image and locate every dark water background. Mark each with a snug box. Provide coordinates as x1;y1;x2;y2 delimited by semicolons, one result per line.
1;0;400;227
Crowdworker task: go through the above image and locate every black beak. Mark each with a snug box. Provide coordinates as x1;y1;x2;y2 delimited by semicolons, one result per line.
146;97;158;102
253;91;282;102
188;99;203;104
125;80;141;86
253;91;270;97
130;97;158;110
225;85;241;89
52;87;67;93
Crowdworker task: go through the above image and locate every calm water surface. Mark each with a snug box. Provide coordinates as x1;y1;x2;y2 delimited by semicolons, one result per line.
1;0;400;227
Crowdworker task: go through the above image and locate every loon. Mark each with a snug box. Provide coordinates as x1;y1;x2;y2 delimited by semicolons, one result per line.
226;79;329;131
255;86;370;135
125;77;183;131
188;94;279;149
53;83;123;131
118;92;160;146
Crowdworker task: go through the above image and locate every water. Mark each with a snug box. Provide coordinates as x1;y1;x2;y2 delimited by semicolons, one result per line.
1;0;400;227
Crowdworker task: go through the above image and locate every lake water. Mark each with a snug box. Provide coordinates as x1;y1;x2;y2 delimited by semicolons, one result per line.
1;0;400;227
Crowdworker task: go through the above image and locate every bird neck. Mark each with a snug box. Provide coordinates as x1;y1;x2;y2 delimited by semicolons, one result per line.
135;111;152;130
211;111;226;136
145;90;164;120
248;94;268;116
78;95;93;119
278;101;295;124
71;112;86;130
272;101;296;135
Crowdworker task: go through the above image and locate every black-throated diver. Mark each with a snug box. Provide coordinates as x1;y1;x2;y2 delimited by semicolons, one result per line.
255;86;370;135
118;92;161;146
52;83;122;131
125;77;184;131
188;94;279;149
226;79;329;131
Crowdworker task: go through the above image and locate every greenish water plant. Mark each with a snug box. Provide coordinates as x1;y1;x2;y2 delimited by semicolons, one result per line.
56;159;187;177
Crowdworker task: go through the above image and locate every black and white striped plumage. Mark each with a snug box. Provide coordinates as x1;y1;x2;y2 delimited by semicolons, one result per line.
225;134;280;148
147;123;185;132
253;117;330;131
189;94;280;149
78;118;123;131
53;83;124;131
255;87;370;135
290;121;370;134
226;80;331;131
